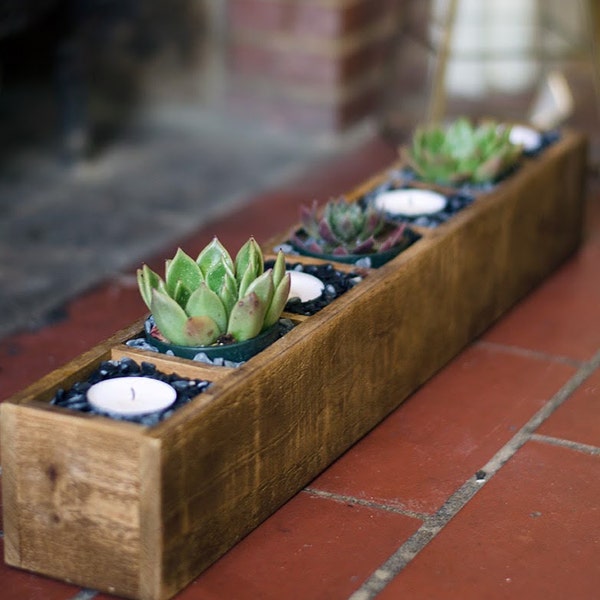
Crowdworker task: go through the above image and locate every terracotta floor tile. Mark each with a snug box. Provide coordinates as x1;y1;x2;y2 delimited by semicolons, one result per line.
0;540;82;600
377;441;600;600
0;278;144;401
483;236;600;361
168;491;419;600
312;344;575;514
536;366;600;447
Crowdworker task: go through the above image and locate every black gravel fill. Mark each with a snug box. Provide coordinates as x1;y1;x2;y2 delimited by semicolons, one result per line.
523;129;560;158
50;357;211;425
359;183;475;229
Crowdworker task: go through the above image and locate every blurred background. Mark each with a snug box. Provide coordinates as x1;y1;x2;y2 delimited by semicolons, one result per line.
0;0;599;338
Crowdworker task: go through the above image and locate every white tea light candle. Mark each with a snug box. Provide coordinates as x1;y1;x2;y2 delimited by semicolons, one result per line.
287;271;325;302
87;377;177;416
374;189;446;217
509;125;542;152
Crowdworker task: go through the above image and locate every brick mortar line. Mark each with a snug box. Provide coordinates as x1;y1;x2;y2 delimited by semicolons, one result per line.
303;487;430;521
347;349;600;600
474;339;585;368
530;433;600;456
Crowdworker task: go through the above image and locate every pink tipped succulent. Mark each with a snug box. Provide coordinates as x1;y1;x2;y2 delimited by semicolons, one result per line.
292;197;408;257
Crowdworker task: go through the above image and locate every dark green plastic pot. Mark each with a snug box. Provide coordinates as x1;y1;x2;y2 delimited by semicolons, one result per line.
290;228;420;268
145;323;280;362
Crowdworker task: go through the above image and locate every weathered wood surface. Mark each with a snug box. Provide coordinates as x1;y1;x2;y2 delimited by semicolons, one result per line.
0;130;588;600
2;403;146;596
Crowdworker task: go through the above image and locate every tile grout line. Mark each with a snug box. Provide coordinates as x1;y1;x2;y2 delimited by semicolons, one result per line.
303;487;431;522
530;433;600;456
475;339;585;368
347;349;600;600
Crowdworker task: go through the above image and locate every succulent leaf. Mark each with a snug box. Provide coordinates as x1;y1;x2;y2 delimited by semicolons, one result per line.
365;210;384;239
235;237;263;287
238;252;260;299
197;237;235;279
353;236;376;254
264;271;291;329
186;282;228;334
165;248;203;298
180;316;221;346
244;269;274;309
219;271;238;316
227;291;266;342
317;218;339;245
300;202;320;237
204;259;235;296
379;223;407;252
271;250;287;289
172;279;192;308
149;288;215;346
137;264;162;310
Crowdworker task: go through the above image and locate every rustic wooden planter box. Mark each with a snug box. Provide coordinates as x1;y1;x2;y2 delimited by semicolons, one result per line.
1;130;587;600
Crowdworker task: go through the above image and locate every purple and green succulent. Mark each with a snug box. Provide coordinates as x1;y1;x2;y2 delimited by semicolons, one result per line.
137;237;290;347
401;117;524;185
291;197;409;257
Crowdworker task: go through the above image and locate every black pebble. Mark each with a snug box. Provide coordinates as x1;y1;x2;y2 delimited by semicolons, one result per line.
49;358;211;425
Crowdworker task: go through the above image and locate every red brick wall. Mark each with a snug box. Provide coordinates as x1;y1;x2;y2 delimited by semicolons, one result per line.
226;0;403;132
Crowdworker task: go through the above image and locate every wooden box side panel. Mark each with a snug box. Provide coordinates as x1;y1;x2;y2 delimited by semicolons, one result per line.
496;131;587;293
429;130;587;340
149;131;588;595
1;404;150;599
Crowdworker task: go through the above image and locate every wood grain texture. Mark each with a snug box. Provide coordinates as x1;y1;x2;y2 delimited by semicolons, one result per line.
2;402;146;597
1;130;588;600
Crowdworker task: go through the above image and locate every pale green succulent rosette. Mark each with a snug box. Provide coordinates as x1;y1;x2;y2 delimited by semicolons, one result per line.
401;117;524;186
137;237;291;347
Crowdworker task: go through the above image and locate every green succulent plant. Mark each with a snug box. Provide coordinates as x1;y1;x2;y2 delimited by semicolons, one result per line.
401;117;524;185
291;197;409;257
137;237;290;347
